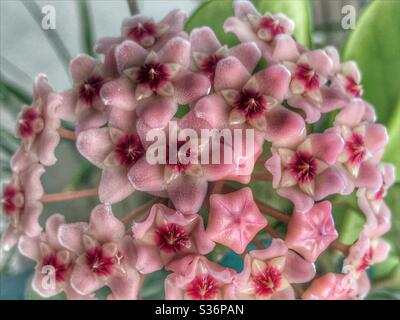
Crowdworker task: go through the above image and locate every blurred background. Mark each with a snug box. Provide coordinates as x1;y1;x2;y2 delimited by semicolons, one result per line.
1;0;399;299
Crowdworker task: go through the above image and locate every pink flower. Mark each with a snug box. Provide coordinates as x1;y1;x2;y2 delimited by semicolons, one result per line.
233;239;315;299
77;108;145;204
95;10;188;54
334;121;388;190
18;214;94;299
165;255;236;300
343;227;390;277
57;205;140;299
206;188;267;254
11;75;62;172
334;98;376;128
357;163;395;237
100;37;210;129
265;131;347;212
190;27;261;83
131;203;214;274
325;46;363;98
58;54;116;134
128;114;235;214
302;272;370;300
223;0;295;62
193;57;305;146
285;201;338;262
1;164;45;250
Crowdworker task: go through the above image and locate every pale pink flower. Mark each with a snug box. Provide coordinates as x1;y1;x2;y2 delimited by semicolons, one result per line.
343;227;390;277
18;214;94;299
58;54;116;134
95;10;188;54
77;108;145;204
265;131;347;212
206;188;267;254
57;205;140;299
165;255;236;300
223;0;295;62
1;164;45;250
233;239;315;300
325;46;363;98
285;201;338;262
334;98;376;128
334;122;388;190
302;272;370;300
11;75;62;172
357;163;395;237
190;27;261;83
131;203;214;274
128;114;235;214
193;57;306;146
100;37;210;128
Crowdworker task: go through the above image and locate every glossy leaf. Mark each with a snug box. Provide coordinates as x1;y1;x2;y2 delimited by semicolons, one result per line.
343;0;400;125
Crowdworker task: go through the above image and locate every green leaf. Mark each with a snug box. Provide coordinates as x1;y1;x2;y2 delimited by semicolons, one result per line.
185;0;312;48
252;0;312;48
185;0;238;46
78;0;96;57
343;0;400;125
336;207;365;245
383;100;400;181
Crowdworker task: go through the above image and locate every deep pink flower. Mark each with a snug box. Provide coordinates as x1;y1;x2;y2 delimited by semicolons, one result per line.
223;1;295;62
302;272;370;300
18;214;94;299
95;10;188;54
357;163;395;237
11;75;62;172
206;188;267;254
165;255;236;300
100;37;210;129
193;57;305;146
77;108;145;204
234;239;315;299
265;131;347;212
57;205;140;299
1;164;45;250
131;203;214;274
58;54;117;134
190;27;261;83
285;201;338;262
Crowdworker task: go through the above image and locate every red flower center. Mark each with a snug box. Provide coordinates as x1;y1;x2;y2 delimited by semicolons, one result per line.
155;223;190;253
295;63;320;91
18;108;43;138
114;134;145;168
2;185;23;216
79;76;104;105
288;151;318;184
374;186;385;201
345;76;362;97
166;140;192;172
42;254;69;283
252;265;283;297
186;274;220;300
357;247;374;272
234;89;267;120
137;62;169;90
127;22;157;44
345;133;367;165
200;54;224;82
259;16;285;39
85;246;115;276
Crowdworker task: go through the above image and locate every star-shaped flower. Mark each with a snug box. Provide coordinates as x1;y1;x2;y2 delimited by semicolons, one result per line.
285;201;338;262
206;187;267;254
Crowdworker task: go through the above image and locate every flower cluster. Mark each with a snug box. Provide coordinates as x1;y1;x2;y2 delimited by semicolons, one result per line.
1;1;395;300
